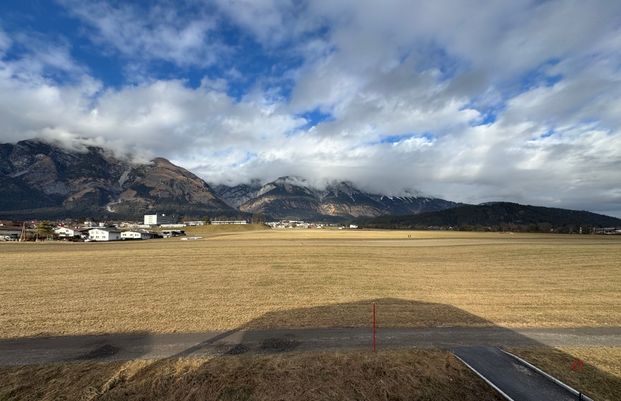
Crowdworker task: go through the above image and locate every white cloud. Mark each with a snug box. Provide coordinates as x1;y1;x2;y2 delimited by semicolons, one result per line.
213;0;322;45
0;1;620;216
59;0;224;69
0;29;11;56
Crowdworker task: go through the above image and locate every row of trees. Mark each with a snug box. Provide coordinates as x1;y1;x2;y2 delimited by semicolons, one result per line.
364;222;597;234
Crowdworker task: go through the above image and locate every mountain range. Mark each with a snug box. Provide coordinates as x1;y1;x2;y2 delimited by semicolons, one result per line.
213;177;457;221
0;139;455;221
1;139;619;229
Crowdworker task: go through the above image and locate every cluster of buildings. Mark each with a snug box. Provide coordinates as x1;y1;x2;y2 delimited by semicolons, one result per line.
0;213;256;242
2;214;366;242
53;226;162;242
0;213;186;242
82;228;156;241
265;220;359;229
592;227;621;235
143;214;247;226
267;220;317;229
61;213;195;242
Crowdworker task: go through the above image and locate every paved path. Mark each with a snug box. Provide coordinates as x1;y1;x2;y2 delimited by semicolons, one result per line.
453;347;580;401
1;326;620;366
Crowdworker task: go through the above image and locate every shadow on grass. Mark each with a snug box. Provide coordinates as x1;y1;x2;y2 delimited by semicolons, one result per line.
1;298;620;400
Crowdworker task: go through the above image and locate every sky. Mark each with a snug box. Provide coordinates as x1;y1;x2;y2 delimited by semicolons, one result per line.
0;1;620;216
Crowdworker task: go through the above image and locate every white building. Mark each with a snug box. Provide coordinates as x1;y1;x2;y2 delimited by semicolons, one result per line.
121;231;152;240
184;220;206;226
0;227;22;241
211;220;248;225
54;227;79;237
88;228;121;241
144;213;177;226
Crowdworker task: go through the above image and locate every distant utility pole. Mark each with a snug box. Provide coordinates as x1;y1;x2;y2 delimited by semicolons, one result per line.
19;222;26;242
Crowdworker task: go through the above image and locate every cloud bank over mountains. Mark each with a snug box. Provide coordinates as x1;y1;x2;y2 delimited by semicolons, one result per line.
0;0;620;216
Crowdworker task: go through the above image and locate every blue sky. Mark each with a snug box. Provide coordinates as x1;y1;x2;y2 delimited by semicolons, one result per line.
0;0;620;216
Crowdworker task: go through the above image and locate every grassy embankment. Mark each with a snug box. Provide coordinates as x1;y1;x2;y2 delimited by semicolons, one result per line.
0;350;503;401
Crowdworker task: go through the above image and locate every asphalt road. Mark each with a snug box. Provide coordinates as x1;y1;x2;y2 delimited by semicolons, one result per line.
1;326;620;366
453;346;580;401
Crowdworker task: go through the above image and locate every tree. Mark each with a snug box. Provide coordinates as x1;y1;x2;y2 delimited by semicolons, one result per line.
36;221;54;240
204;216;211;225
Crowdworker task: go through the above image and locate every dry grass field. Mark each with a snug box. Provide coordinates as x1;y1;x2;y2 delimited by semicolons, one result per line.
1;227;620;400
1;228;620;337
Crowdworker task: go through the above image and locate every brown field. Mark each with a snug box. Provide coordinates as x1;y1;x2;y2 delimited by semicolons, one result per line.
1;228;620;400
1;228;620;337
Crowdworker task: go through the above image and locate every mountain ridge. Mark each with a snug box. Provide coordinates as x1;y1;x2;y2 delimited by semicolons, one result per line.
213;176;458;221
355;202;621;232
0;139;456;221
2;139;619;226
0;139;235;219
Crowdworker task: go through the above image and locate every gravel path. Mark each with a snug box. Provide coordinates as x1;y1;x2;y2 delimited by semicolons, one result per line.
1;326;620;366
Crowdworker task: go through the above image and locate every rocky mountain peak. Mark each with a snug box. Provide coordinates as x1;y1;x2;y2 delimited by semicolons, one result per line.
151;157;173;165
0;139;235;219
213;177;457;221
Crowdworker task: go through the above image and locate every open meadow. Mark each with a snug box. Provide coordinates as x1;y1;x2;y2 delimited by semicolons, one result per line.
1;227;620;400
1;227;620;337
